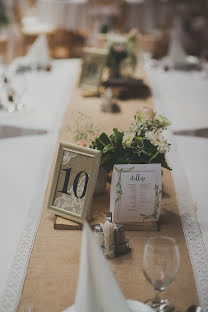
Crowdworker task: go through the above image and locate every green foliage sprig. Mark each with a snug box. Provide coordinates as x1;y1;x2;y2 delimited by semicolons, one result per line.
140;184;162;221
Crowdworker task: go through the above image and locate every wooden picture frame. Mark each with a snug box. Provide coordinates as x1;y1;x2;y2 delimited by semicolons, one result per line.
47;142;101;224
79;47;107;93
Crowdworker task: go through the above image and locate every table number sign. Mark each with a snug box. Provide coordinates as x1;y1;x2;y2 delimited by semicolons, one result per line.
79;47;107;94
47;142;101;224
110;164;162;223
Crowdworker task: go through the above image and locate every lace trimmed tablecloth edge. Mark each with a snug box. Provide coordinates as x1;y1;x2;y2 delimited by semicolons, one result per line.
146;63;208;310
167;135;208;311
144;58;208;312
0;137;55;312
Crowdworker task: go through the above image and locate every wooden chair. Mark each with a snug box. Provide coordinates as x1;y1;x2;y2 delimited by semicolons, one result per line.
47;29;87;59
139;33;160;53
47;29;73;59
152;31;170;59
21;33;37;55
70;30;87;58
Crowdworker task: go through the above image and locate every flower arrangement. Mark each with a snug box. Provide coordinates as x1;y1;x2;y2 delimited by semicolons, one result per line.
106;32;138;78
91;110;171;173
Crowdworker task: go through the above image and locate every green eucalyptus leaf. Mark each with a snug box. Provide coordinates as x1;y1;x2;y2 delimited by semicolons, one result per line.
103;144;115;153
153;153;172;170
98;132;111;146
141;149;151;157
149;151;159;163
110;128;124;144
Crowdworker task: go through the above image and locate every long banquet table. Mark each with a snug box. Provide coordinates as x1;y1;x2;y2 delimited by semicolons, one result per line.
1;58;208;312
17;63;200;311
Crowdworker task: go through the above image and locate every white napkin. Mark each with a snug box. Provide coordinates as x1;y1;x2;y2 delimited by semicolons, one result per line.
168;36;187;66
10;34;50;73
64;222;130;312
26;34;50;67
168;19;187;66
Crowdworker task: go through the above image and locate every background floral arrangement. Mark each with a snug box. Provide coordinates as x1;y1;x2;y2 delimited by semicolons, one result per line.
91;110;171;173
106;31;138;78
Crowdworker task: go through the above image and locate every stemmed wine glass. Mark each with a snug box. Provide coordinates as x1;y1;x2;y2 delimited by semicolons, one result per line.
143;236;180;312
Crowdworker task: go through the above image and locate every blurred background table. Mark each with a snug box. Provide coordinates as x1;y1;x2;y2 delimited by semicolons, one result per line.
37;0;88;31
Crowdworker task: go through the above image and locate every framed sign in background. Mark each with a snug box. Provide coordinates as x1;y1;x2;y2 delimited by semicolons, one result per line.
79;47;107;93
110;164;162;224
47;142;101;224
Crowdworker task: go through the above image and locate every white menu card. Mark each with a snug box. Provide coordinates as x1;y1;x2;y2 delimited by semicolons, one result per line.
110;164;162;223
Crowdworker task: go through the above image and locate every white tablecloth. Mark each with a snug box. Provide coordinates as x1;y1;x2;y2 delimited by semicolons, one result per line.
0;59;79;312
145;59;208;310
147;67;208;131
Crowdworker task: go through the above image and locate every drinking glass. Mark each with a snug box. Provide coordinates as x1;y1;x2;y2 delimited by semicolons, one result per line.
143;236;180;312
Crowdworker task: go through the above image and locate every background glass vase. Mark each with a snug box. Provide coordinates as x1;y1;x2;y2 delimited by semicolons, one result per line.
120;57;136;78
143;236;180;312
108;66;121;79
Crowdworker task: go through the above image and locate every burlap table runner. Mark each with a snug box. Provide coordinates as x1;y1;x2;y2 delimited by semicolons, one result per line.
18;74;199;311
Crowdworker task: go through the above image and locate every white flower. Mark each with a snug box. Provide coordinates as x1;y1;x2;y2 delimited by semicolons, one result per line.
145;130;170;154
122;131;136;149
155;114;171;128
157;141;170;153
137;107;156;120
145;130;160;145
